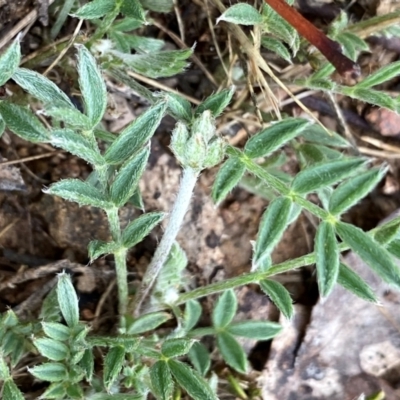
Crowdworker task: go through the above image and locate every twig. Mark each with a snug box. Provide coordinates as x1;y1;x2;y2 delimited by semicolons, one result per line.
263;0;360;80
0;0;56;50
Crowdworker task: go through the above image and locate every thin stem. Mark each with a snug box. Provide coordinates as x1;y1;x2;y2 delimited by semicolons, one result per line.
106;207;128;316
263;0;360;80
133;167;200;316
114;248;128;316
106;207;121;242
174;215;400;306
231;147;330;220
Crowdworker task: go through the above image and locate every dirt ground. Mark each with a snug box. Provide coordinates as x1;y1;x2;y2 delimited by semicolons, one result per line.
1;0;400;399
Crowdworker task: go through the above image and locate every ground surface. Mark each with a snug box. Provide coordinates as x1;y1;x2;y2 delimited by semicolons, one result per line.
1;0;400;399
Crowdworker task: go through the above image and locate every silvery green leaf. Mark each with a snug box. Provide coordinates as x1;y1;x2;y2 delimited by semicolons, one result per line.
260;279;294;318
40;287;60;322
336;221;400;287
108;67;156;103
140;0;173;12
88;240;119;261
112;17;144;32
291;158;366;194
111;32;162;53
80;349;94;381
110;147;149;207
374;221;400;245
66;383;84;398
212;289;237;328
45;179;112;209
3;380;24;400
170;122;190;165
312;145;343;160
114;48;193;79
150;361;174;400
203;137;225;168
336;32;368;60
77;45;107;127
212;157;246;205
183;300;202;332
72;0;116;19
338;263;377;302
0;39;20;86
51;129;105;166
0;102;49;143
244;118;309;159
263;6;299;53
41;322;70;342
342;86;396;111
227;320;282;340
310;63;335;80
387;239;400;259
168;359;217;400
297;143;325;166
57;272;79;327
188;342;210;376
328;11;348;36
105;101;166;164
126;312;171;334
195;87;234;117
152;242;187;307
2;309;18;327
217;4;263;26
165;92;192;122
94;128;116;144
253;197;293;269
121;0;146;21
261;37;292;62
0;357;9;380
104;346;125;391
46;107;92;130
162;338;195;358
28;359;57;381
12;68;74;108
34;338;69;361
217;332;247;373
122;211;164;249
315;221;339;297
301;124;350;148
39;383;67;398
329;166;387;216
356;60;400;89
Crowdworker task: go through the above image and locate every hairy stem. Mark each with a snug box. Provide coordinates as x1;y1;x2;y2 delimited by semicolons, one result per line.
174;215;400;305
106;207;128;316
133;167;199;316
114;248;128;316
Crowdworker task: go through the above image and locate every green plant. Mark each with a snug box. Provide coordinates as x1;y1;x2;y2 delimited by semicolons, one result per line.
1;0;400;399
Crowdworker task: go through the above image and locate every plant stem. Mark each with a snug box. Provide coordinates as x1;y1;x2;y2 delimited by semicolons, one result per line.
133;167;199;316
263;0;360;80
174;215;400;305
114;248;128;316
106;207;128;316
107;207;121;242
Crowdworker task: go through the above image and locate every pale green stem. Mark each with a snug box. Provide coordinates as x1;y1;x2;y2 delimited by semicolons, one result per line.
106;207;121;242
114;248;128;316
133;167;199;316
106;207;128;316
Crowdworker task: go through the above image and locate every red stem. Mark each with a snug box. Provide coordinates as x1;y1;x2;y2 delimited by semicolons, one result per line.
264;0;360;79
